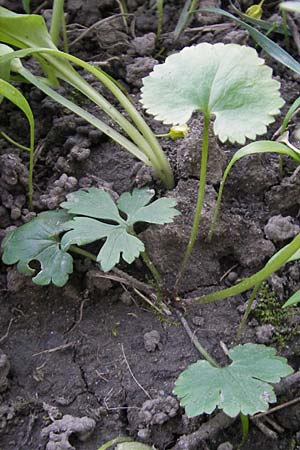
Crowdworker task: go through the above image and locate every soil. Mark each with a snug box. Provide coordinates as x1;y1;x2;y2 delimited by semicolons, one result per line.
0;0;300;449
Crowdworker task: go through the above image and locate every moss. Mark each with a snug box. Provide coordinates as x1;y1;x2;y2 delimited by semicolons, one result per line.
253;282;299;346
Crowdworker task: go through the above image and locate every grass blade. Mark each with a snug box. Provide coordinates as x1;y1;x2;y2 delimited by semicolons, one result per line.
174;0;198;41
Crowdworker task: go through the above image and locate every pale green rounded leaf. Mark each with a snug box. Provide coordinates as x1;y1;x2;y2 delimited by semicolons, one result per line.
1;211;73;287
280;1;300;13
174;343;293;418
141;43;284;144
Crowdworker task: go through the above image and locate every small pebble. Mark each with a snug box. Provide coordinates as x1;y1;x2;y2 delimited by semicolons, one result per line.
256;324;275;343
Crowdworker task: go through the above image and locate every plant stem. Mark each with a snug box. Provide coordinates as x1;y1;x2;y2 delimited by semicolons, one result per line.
50;0;65;47
237;283;261;339
184;234;300;305
140;250;161;286
176;310;219;367
239;413;249;449
174;112;210;294
69;245;97;261
156;0;164;41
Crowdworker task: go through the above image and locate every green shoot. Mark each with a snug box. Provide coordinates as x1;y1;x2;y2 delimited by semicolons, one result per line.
50;0;65;47
173;0;199;41
141;43;284;293
22;0;31;13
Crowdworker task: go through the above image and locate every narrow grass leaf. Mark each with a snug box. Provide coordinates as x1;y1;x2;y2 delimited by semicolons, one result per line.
282;289;300;308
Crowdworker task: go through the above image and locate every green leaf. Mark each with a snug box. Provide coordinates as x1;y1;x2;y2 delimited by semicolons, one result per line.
282;289;300;308
116;444;153;450
280;1;300;13
141;43;284;144
1;211;73;287
174;343;293;418
117;189;180;225
60;188;180;272
200;8;300;75
22;0;31;13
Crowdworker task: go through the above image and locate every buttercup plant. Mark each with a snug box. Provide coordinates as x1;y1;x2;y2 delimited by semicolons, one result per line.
141;42;284;293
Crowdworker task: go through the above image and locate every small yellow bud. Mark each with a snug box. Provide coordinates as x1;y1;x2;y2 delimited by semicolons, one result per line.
246;0;265;19
169;124;190;140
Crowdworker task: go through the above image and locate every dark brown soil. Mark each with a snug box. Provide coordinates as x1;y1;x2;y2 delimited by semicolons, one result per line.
0;1;300;449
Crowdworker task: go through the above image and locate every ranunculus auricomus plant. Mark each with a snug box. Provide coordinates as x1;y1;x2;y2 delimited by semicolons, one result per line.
141;42;285;293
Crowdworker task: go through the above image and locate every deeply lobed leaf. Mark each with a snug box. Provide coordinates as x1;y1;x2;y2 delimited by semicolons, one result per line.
141;43;284;144
1;211;73;287
174;343;293;417
61;187;180;272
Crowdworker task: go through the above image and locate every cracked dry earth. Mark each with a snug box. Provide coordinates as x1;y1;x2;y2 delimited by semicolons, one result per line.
1;0;300;449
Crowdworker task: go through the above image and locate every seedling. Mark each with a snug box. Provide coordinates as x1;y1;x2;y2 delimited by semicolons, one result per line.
141;42;284;293
1;187;180;287
0;7;174;189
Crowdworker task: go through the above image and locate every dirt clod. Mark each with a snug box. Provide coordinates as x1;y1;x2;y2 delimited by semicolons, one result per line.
264;214;300;242
0;350;10;392
41;414;96;450
143;330;161;352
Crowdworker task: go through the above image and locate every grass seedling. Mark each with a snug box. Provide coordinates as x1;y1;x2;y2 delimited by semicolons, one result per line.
0;7;174;189
141;42;284;294
50;0;65;48
173;0;199;41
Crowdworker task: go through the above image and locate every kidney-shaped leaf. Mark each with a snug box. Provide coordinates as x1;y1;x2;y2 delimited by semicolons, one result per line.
141;43;284;144
174;343;293;418
60;187;180;272
1;210;73;287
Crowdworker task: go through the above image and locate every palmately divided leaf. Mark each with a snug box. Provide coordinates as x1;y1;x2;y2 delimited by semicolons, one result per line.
1;211;73;287
117;188;180;225
61;218;145;272
174;343;293;418
61;188;124;223
60;188;180;272
141;43;284;144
